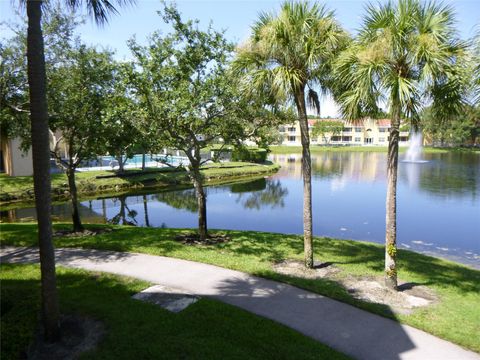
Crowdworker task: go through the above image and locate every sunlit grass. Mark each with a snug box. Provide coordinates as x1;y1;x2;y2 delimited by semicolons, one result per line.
1;223;478;351
1;263;347;360
0;162;279;204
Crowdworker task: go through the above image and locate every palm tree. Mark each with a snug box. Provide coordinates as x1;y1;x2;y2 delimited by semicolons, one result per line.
334;0;466;289
25;0;134;342
233;1;348;268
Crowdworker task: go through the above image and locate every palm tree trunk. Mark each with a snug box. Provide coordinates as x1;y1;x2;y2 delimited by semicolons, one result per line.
142;151;146;171
294;87;314;268
66;167;83;232
385;106;400;290
26;0;60;342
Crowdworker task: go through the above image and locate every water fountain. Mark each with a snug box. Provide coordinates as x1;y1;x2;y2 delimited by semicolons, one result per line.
403;131;428;163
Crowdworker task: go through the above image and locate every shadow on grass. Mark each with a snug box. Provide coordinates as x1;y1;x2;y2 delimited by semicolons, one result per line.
212;276;411;360
2;224;478;296
1;264;349;360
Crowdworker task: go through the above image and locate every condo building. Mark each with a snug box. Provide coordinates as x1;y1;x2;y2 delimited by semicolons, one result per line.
279;118;410;146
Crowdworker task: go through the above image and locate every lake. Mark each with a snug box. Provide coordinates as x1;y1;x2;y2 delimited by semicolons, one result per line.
2;151;479;268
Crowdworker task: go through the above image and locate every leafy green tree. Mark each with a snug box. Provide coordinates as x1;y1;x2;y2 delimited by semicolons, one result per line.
101;62;143;173
422;105;480;146
130;5;272;241
233;1;349;267
334;0;466;289
312;120;344;144
49;45;116;232
22;0;134;341
1;8;80;147
0;37;30;142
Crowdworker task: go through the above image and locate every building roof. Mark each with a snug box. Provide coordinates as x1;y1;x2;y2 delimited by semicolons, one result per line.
377;119;391;127
305;118;393;127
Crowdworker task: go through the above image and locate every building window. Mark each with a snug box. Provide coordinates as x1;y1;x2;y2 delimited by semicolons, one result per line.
287;127;296;132
288;136;296;142
331;136;341;142
355;127;362;132
379;128;387;133
400;136;409;142
342;136;352;142
279;126;285;132
343;127;352;133
355;137;361;142
379;137;385;142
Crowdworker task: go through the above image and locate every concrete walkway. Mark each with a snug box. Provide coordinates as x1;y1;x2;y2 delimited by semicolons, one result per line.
1;246;478;360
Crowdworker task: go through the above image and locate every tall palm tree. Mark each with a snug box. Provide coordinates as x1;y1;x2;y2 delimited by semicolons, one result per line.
334;0;466;289
233;1;348;268
25;0;134;342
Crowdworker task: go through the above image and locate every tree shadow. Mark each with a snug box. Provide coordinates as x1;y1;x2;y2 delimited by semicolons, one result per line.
0;246;133;265
211;276;417;360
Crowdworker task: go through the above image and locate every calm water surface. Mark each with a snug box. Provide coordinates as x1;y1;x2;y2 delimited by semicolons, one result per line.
3;151;479;268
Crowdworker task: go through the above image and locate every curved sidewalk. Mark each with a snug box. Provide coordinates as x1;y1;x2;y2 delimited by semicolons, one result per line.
1;246;478;360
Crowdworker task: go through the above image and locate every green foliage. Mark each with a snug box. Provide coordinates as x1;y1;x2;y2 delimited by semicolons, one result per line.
334;0;468;124
231;147;268;163
0;7;81;147
386;244;397;258
311;120;344;143
233;1;349;110
0;163;279;204
422;105;480;146
49;44;116;169
100;62;144;169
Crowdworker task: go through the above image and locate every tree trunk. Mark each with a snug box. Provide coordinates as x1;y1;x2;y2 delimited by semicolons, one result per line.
385;106;400;290
66;168;83;232
143;195;150;227
191;167;207;241
142;151;146;171
26;0;60;342
117;154;124;173
294;87;314;268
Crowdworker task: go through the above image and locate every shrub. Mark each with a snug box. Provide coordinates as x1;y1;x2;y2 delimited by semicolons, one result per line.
231;147;268;163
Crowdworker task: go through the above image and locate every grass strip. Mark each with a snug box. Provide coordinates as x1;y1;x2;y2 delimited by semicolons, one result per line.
0;161;279;204
1;263;348;360
1;223;479;352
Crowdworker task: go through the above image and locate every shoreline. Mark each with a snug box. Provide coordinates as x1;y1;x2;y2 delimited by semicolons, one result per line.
269;145;480;154
0;162;280;206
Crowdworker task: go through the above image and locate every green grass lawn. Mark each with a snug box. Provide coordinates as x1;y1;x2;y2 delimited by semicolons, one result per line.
269;145;479;154
0;161;279;204
1;223;479;352
1;264;348;360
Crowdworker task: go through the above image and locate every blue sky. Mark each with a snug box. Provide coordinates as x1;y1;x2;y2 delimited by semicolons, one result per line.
1;0;478;116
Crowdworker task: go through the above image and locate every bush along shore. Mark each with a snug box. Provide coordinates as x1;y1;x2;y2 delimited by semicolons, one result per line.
0;162;279;205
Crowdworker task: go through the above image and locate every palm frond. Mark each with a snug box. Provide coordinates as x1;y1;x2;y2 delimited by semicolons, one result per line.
307;88;320;115
66;0;136;26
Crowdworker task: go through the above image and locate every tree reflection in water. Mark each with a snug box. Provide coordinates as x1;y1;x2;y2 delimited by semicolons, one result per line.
233;179;288;210
109;195;138;226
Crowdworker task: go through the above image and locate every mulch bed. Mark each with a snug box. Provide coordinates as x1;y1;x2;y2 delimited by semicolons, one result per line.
53;228;113;238
27;314;105;360
174;233;230;245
